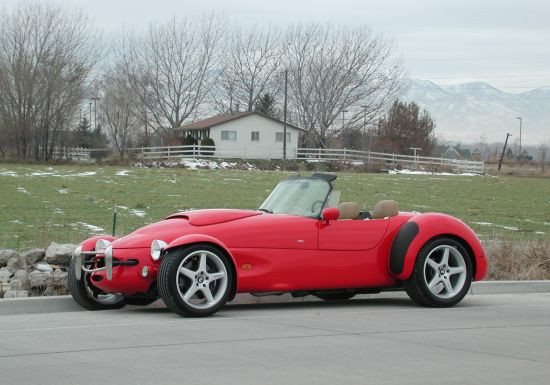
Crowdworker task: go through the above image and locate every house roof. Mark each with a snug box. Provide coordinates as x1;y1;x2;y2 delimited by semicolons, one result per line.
177;111;306;132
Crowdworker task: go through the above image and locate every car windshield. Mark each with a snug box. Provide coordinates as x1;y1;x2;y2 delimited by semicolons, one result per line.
259;178;331;217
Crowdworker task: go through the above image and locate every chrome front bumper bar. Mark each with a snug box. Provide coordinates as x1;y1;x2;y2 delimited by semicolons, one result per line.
74;249;113;281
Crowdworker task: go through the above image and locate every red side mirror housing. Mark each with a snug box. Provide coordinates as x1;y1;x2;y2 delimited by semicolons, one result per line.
322;207;339;222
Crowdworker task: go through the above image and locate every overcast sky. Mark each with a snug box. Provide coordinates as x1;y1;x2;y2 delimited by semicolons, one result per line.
2;0;549;92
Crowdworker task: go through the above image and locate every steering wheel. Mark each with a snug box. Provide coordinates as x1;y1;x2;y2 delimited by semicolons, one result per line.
311;200;324;213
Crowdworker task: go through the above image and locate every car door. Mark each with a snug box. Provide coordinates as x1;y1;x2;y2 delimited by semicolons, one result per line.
318;218;390;251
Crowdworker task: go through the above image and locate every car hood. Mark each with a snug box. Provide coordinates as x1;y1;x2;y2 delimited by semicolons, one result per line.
165;209;261;226
112;209;261;249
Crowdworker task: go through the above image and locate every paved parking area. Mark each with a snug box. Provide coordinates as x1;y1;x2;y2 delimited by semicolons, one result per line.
1;293;550;385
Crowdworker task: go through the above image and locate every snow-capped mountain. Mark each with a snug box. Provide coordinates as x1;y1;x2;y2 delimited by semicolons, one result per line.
401;79;550;144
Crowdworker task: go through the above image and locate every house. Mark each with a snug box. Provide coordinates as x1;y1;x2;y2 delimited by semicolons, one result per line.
175;112;305;159
432;144;465;160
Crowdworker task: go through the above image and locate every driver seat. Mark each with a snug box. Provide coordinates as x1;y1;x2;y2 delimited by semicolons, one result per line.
338;202;361;220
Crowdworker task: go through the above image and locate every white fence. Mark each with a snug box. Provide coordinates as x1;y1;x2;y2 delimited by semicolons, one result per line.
56;145;485;174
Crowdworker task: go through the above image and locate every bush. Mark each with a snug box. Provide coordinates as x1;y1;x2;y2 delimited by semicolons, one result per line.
200;138;215;156
183;135;198;146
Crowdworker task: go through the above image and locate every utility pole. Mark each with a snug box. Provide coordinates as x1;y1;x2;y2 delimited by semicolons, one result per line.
342;110;348;129
88;102;92;130
516;117;523;161
498;133;512;171
91;97;100;131
283;69;288;171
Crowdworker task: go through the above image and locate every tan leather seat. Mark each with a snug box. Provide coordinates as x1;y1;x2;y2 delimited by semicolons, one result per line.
371;200;398;219
338;202;361;220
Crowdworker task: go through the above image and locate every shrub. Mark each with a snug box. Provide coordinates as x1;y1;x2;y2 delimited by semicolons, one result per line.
200;138;215;156
183;135;198;146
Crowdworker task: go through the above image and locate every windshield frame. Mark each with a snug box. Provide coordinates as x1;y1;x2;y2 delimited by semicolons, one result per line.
258;176;333;219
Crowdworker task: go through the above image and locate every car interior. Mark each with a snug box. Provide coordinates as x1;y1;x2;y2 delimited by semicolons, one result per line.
337;200;399;220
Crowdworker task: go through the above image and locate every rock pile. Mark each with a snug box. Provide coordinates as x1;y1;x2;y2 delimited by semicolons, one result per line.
0;242;75;298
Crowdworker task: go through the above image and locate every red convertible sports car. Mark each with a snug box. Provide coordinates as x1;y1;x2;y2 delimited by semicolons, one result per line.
69;173;487;316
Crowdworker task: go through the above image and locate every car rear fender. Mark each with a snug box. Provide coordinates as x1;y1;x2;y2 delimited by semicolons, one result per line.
165;234;238;298
389;213;487;281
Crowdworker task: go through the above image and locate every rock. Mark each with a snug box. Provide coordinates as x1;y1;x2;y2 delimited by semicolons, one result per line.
22;248;45;264
13;269;28;281
28;269;52;287
0;250;19;267
45;242;76;266
35;262;53;272
0;267;11;283
3;290;28;298
6;253;26;273
53;269;68;288
9;278;24;291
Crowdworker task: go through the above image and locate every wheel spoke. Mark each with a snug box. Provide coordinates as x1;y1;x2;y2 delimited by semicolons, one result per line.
209;271;225;281
202;286;214;304
179;267;196;279
441;247;450;265
428;276;440;291
426;258;439;271
198;253;207;272
443;278;453;294
183;285;199;301
448;266;464;276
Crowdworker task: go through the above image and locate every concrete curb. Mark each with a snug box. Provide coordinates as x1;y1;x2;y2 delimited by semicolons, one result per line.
1;280;550;316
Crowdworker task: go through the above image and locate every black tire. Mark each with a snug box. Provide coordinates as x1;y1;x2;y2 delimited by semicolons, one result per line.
315;291;355;301
158;244;235;317
68;256;127;310
403;237;472;307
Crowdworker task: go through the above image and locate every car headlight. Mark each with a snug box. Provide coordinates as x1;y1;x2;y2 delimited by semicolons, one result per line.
73;245;82;258
150;240;168;261
95;239;111;253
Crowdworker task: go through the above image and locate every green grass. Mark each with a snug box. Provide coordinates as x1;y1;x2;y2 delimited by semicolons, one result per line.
0;164;549;251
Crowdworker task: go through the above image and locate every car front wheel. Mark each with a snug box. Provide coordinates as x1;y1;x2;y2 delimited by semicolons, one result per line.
158;245;234;317
403;237;472;307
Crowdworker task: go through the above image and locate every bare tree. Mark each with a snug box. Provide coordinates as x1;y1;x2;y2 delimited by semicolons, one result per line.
99;67;141;160
119;14;224;141
284;24;403;147
214;25;281;113
0;2;100;160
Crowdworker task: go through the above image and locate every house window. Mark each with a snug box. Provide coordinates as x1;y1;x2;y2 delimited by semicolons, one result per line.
221;130;237;141
276;132;291;142
251;131;260;141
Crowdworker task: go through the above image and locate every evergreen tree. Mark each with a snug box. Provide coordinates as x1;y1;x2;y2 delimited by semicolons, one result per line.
254;93;278;118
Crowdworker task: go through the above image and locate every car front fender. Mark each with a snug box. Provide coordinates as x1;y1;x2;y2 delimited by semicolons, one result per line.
389;213;487;281
166;234;237;267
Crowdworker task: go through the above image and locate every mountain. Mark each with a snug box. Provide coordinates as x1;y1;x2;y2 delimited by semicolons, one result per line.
401;79;550;144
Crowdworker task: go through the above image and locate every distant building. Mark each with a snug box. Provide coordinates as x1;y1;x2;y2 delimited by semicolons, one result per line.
432;144;463;160
175;112;305;159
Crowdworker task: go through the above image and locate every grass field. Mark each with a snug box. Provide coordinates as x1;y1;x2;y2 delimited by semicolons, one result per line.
0;164;549;251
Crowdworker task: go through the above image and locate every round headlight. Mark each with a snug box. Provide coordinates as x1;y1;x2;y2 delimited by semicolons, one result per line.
150;240;168;261
73;245;82;258
105;245;113;259
95;239;111;253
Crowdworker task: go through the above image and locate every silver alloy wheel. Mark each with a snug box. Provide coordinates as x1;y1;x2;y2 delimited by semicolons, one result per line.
82;258;125;305
423;245;467;299
176;250;228;310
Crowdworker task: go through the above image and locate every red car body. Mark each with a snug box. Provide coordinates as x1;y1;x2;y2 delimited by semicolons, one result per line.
79;205;487;299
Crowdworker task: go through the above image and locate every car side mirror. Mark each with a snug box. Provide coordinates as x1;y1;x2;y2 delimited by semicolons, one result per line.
322;207;339;223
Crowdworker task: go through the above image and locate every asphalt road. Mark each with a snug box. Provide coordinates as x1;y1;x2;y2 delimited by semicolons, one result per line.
1;293;550;385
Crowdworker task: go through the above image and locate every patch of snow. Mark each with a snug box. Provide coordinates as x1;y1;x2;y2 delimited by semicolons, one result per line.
58;188;69;194
388;169;478;176
472;222;494;226
116;170;131;176
10;220;23;224
536;231;546;235
29;171;57;177
66;171;96;177
129;209;146;217
0;170;18;177
500;226;519;231
17;187;30;194
74;222;104;233
117;205;129;210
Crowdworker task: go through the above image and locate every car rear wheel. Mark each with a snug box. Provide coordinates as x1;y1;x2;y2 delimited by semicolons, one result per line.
68;255;126;310
158;245;234;317
403;237;472;307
